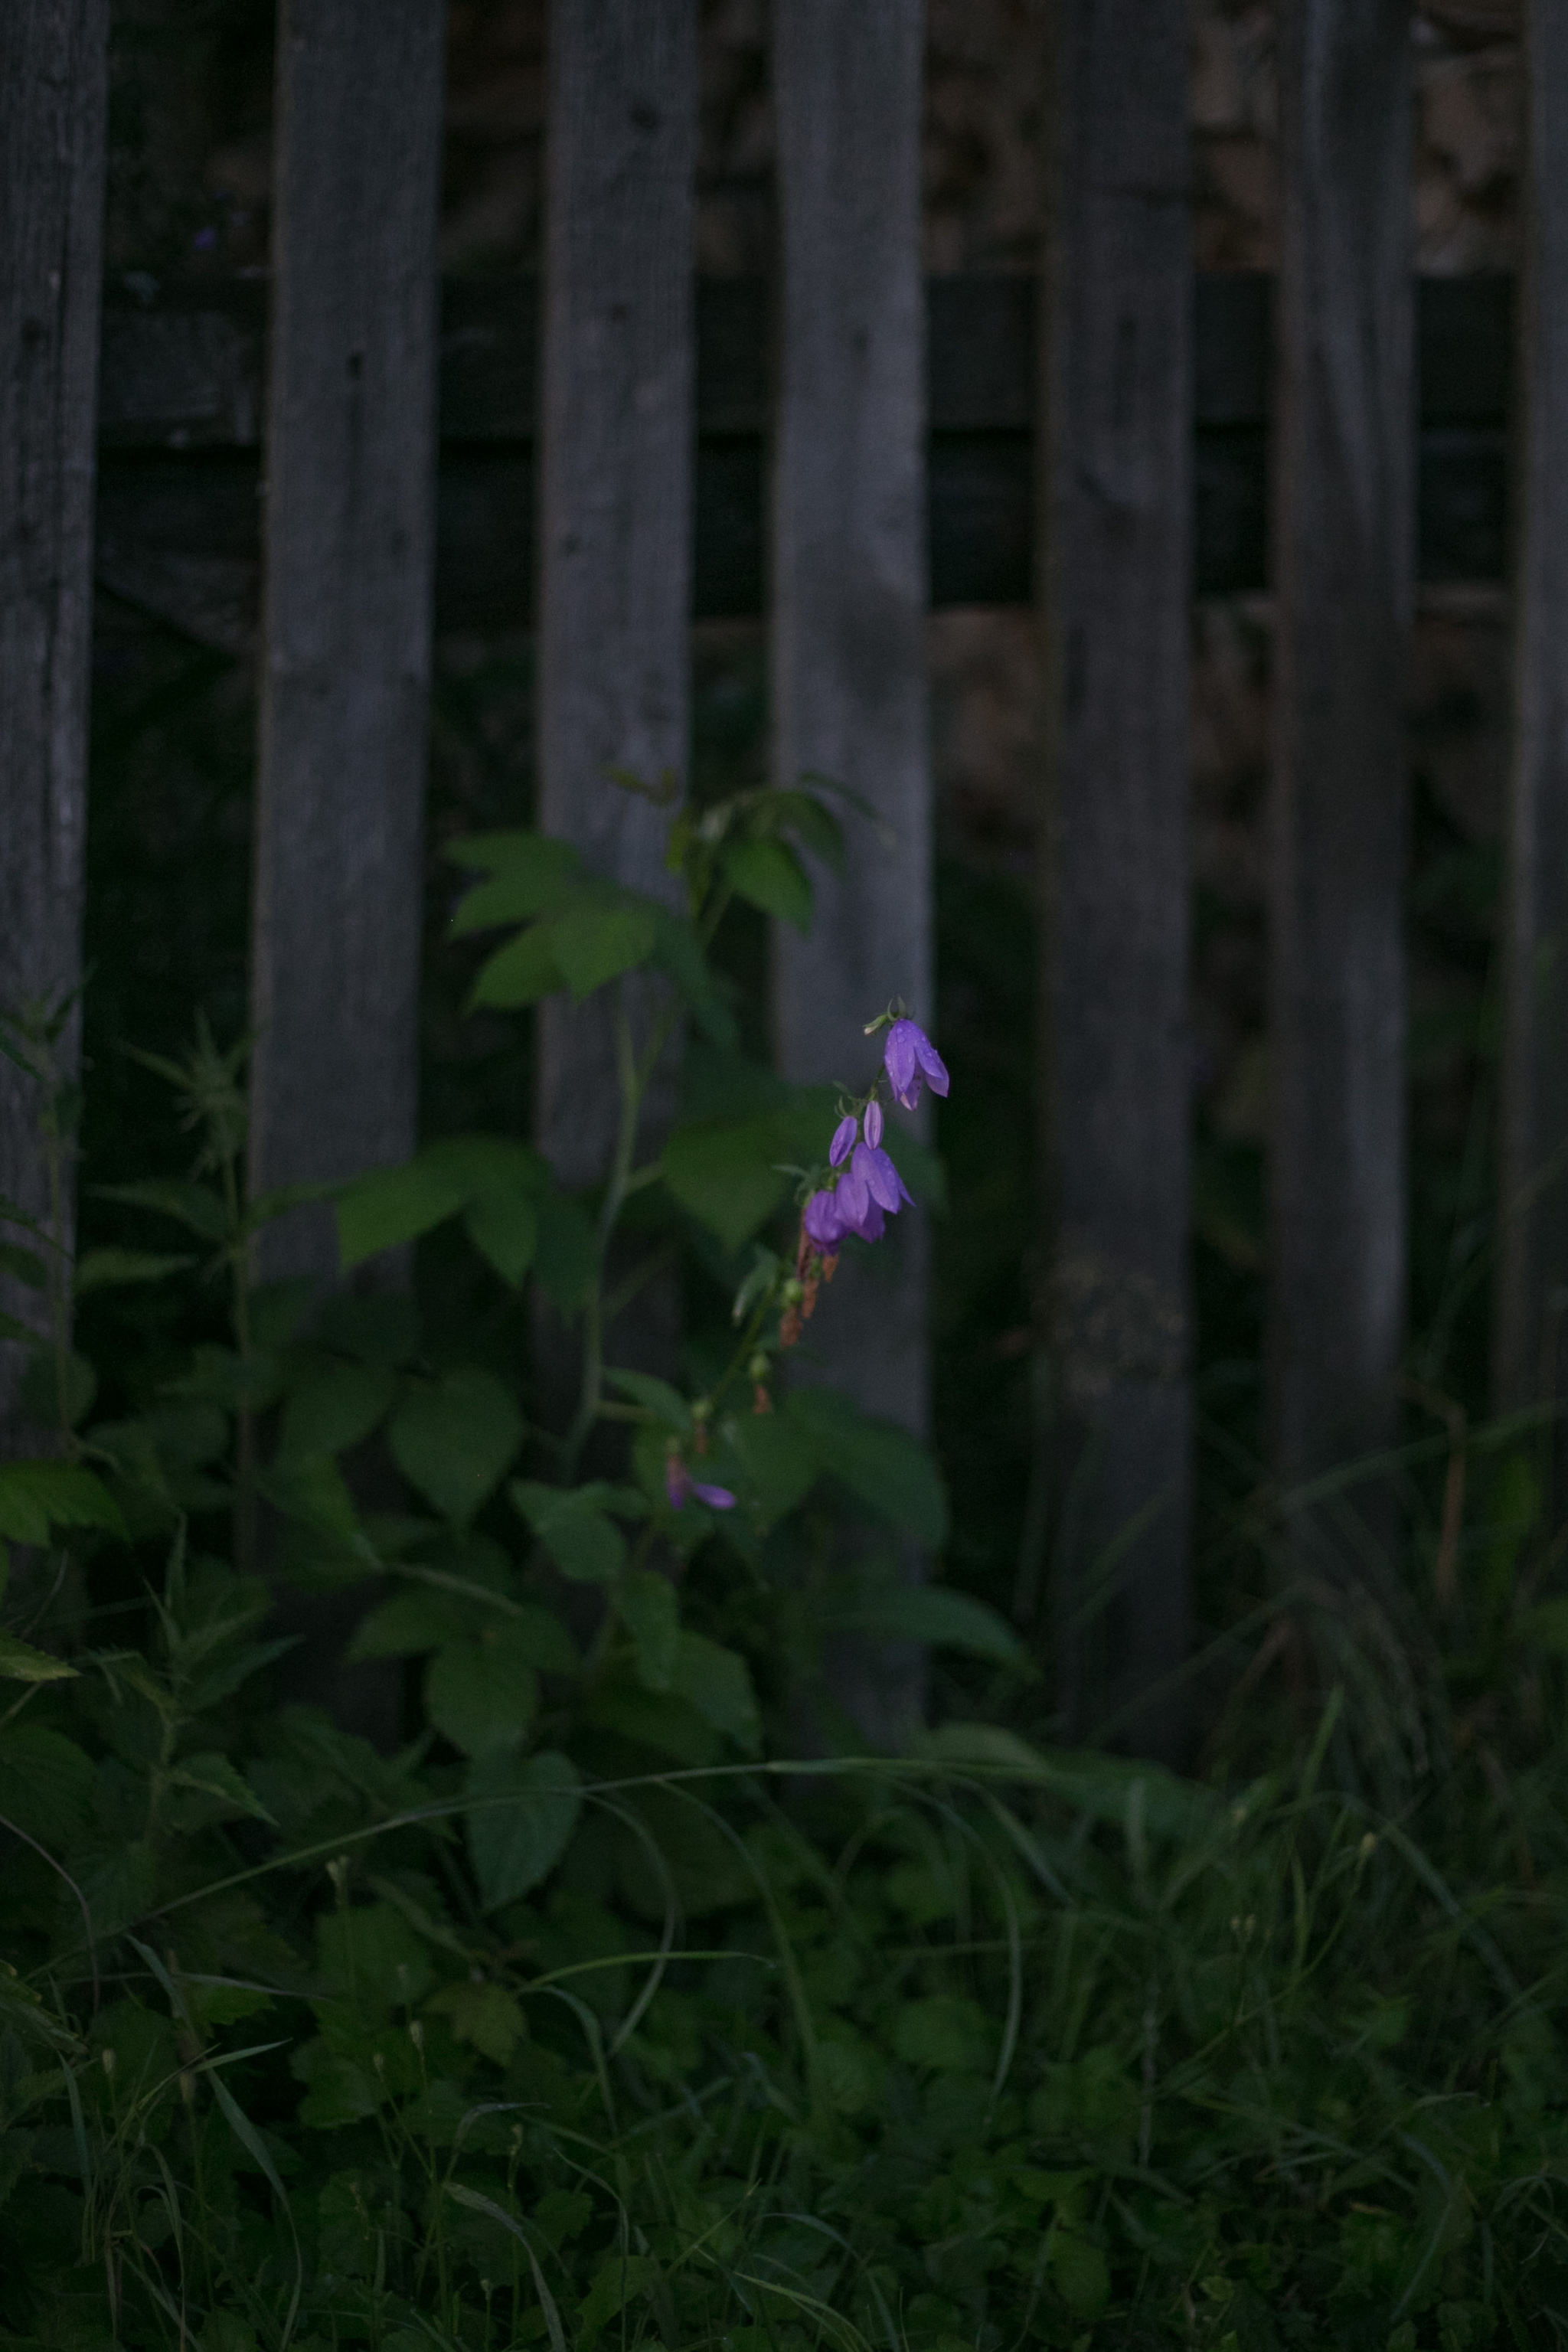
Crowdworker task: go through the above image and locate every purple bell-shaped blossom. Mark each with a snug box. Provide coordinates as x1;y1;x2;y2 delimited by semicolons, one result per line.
665;1455;736;1511
884;1018;949;1112
804;1187;851;1251
829;1113;858;1168
851;1136;913;1216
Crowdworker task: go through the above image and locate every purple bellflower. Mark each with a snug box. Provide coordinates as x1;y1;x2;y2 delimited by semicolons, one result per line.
666;1455;736;1511
829;1114;858;1168
884;1018;950;1112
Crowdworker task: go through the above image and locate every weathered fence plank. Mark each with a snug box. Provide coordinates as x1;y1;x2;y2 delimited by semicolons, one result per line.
0;0;110;1436
1036;0;1193;1766
535;0;697;1225
771;0;929;1406
1271;0;1413;1550
1495;0;1568;1469
247;0;446;1285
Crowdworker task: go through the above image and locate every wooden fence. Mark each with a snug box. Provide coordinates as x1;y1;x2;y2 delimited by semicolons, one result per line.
1;0;1556;1762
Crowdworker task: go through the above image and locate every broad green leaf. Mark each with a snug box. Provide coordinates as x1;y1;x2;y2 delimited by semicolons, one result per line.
466;1748;581;1910
786;1387;949;1546
425;1635;539;1756
389;1371;523;1525
724;1413;817;1526
768;787;846;873
418;1135;546;1193
316;1289;420;1367
671;1632;760;1753
447;830;584;929
534;1194;596;1311
167;1751;276;1824
825;1582;1027;1665
550;903;660;999
426;1980;526;2065
337;1158;472;1269
276;1361;396;1463
0;1630;77;1683
469;922;568;1009
0;1311;40;1346
352;1586;579;1674
0;1242;46;1289
604;1367;691;1433
0;1725;94;1841
316;1900;435;2014
94;1178;230;1241
74;1246;196;1294
649;911;737;1044
618;1568;680;1692
721;835;814;933
511;1481;626;1583
0;1461;126;1546
257;1455;360;1541
465;1185;538;1287
662;1117;790;1254
1051;2230;1111;2319
893;1994;994;2074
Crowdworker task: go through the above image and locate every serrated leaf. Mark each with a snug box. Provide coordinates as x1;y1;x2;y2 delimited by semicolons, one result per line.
337;1158;472;1269
466;1748;581;1910
550;904;659;998
389;1370;523;1525
465;1185;538;1286
168;1751;276;1824
447;829;583;923
619;1568;680;1692
511;1481;627;1583
424;1633;539;1755
426;1980;526;2065
74;1246;196;1294
0;1461;127;1546
0;1725;94;1840
662;1117;791;1255
721;835;814;933
0;1630;77;1683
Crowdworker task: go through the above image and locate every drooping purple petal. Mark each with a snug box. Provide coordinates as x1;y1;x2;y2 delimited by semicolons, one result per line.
853;1140;912;1214
804;1187;848;1250
691;1480;737;1511
829;1113;858;1168
863;1099;884;1149
835;1162;871;1230
884;1018;949;1110
913;1029;950;1098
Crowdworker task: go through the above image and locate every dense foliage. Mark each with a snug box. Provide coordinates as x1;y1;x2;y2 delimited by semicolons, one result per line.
2;783;1566;2349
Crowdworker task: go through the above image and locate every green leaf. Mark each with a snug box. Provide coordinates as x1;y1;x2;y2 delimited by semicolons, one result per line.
257;1454;360;1541
550;904;660;998
0;1725;94;1841
0;1630;77;1683
534;1194;597;1311
337;1159;472;1269
94;1178;230;1241
426;1980;526;2066
603;1368;691;1433
466;1748;581;1910
721;835;814;933
0;1461;127;1546
316;1289;420;1366
74;1246;196;1293
619;1569;680;1692
388;1371;524;1526
1524;1599;1568;1657
511;1481;627;1583
167;1751;276;1824
425;1633;539;1756
1050;2230;1110;2319
825;1583;1027;1665
0;1242;46;1289
786;1387;949;1546
725;1413;817;1526
276;1361;397;1463
449;832;584;932
577;2256;659;2352
352;1587;579;1674
671;1632;760;1752
0;1310;41;1346
465;1185;538;1286
469;922;568;1009
662;1116;790;1254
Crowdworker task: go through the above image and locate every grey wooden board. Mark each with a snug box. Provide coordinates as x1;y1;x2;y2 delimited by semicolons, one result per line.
534;0;697;1215
1495;0;1568;1457
770;0;930;1753
1037;0;1193;1769
248;0;446;1292
0;0;110;1426
1269;0;1413;1540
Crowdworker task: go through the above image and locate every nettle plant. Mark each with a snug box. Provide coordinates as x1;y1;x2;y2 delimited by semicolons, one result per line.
0;780;1020;1937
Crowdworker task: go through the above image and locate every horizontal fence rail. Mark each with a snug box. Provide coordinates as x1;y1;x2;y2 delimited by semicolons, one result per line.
93;271;1512;656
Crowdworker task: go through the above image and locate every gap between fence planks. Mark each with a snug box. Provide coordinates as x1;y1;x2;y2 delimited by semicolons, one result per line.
771;0;931;1749
0;0;110;1444
1036;0;1194;1767
535;0;697;1211
1270;0;1413;1565
1497;1;1568;1504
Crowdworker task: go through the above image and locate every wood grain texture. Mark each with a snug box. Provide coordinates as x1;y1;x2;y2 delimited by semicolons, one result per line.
247;0;446;1281
0;0;109;1429
771;0;930;1436
1270;0;1412;1544
1037;0;1193;1766
1495;0;1568;1452
535;0;697;1199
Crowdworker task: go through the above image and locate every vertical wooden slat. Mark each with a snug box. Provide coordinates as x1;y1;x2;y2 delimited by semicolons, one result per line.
770;0;930;1432
0;0;109;1436
1271;2;1412;1547
536;0;697;1208
248;0;446;1280
1037;0;1193;1765
1495;0;1568;1466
